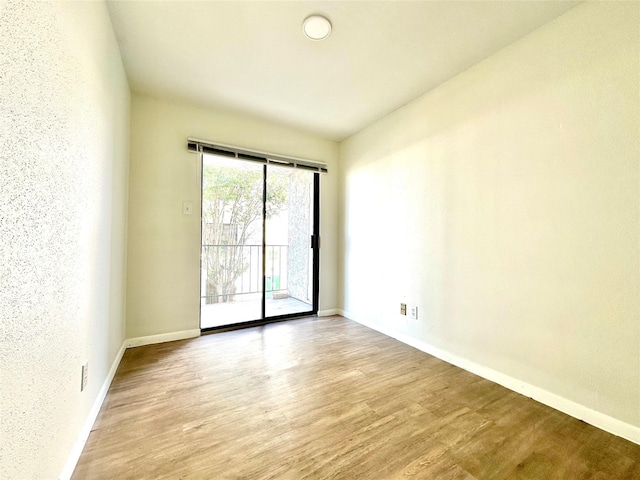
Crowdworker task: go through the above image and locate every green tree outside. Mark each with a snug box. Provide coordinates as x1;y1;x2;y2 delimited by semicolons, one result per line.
201;163;287;304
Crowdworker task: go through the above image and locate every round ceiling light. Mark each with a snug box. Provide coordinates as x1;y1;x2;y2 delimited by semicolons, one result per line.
303;15;332;41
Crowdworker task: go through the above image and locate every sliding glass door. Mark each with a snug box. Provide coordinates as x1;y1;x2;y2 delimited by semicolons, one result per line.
200;155;264;326
265;165;315;317
200;152;318;330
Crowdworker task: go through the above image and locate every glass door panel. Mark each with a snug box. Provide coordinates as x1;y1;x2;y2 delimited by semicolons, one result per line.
200;154;264;328
265;166;314;318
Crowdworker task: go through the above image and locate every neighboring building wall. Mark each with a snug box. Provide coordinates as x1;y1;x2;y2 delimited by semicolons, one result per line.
287;170;313;303
0;2;130;478
339;2;639;430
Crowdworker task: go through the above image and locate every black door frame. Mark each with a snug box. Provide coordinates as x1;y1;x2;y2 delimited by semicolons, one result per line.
199;157;320;334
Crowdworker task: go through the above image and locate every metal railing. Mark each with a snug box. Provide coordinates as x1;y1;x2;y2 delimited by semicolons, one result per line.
200;244;288;303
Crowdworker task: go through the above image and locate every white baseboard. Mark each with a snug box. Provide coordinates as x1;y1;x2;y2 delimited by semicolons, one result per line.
341;309;640;446
125;329;201;348
317;308;340;317
59;341;127;480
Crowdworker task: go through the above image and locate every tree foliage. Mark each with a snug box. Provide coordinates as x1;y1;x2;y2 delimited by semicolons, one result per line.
202;164;287;303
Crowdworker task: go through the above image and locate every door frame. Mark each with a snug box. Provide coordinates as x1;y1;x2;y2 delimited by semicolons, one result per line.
199;154;320;333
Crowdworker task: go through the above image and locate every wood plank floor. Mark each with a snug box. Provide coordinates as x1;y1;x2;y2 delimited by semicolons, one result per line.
73;316;640;479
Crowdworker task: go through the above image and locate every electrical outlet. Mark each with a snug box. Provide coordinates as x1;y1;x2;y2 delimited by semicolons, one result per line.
410;306;418;320
400;303;407;315
81;362;88;392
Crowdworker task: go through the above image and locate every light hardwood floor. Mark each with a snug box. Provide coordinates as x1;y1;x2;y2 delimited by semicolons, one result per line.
73;316;640;479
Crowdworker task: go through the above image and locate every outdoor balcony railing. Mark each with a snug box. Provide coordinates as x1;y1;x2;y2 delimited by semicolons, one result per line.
200;244;288;304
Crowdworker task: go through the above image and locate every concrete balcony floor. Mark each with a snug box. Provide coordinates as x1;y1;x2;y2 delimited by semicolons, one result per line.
200;296;312;329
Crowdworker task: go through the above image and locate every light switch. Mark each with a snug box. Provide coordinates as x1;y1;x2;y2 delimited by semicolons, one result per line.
183;202;193;215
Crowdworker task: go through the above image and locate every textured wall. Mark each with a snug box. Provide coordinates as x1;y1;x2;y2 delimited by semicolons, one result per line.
0;1;130;478
340;1;639;427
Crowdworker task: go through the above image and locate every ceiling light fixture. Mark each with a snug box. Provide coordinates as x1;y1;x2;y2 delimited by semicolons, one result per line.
303;15;332;41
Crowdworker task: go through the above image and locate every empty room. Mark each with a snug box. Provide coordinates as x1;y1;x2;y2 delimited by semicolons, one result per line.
1;0;639;478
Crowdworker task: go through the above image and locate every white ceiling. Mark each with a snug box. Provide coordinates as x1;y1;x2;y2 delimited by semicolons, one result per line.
106;1;579;142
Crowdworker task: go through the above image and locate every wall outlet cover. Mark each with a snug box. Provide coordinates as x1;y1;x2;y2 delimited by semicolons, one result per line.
81;362;89;392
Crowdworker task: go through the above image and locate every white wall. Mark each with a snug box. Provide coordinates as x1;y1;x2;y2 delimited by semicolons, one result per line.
127;94;338;338
339;1;639;431
0;2;130;478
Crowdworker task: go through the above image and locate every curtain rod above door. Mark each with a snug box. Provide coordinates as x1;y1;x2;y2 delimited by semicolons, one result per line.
187;138;328;173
